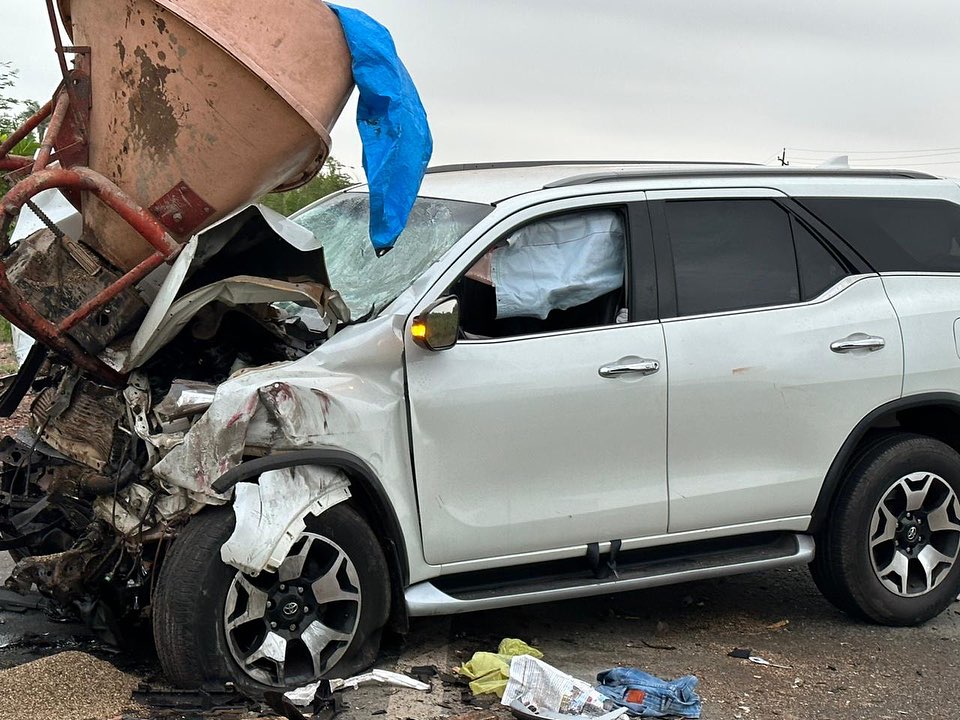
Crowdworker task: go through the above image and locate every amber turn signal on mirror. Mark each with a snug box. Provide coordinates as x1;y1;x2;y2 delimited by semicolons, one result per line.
411;296;460;351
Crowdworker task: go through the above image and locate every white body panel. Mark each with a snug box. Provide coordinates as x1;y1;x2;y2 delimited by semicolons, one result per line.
406;322;668;565
881;274;960;397
663;276;903;532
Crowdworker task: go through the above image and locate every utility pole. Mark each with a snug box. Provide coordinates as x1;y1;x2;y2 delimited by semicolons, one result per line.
778;147;789;166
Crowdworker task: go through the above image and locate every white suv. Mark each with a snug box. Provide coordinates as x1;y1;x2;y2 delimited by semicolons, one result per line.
9;162;960;693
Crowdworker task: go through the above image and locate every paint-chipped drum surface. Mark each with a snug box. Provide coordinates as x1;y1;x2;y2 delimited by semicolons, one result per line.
57;0;353;271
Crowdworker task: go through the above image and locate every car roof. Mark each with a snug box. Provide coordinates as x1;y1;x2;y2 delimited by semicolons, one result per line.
347;161;944;206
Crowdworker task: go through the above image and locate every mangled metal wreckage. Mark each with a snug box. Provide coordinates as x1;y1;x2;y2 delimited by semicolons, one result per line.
1;196;411;654
0;0;431;691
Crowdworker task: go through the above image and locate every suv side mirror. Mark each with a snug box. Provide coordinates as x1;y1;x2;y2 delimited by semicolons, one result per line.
411;296;460;351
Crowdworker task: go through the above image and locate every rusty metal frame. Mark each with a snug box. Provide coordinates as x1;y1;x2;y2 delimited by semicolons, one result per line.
0;100;53;160
0;164;182;385
0;3;188;386
32;93;70;173
0;157;35;173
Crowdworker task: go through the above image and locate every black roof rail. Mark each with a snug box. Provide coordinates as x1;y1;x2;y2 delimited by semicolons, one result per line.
544;167;939;188
424;160;761;175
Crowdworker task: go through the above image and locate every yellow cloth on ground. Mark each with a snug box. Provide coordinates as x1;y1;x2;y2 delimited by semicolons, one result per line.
457;638;544;697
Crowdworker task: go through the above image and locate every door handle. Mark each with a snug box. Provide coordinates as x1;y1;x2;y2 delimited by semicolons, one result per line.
830;334;886;353
599;359;660;378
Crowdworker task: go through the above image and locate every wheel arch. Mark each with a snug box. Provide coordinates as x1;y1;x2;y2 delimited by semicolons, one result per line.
811;392;960;533
210;448;410;630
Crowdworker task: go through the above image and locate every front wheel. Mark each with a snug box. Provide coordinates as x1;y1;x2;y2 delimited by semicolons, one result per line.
812;434;960;625
153;502;390;693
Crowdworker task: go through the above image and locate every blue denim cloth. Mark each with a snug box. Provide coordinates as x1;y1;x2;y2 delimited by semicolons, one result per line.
327;4;433;252
595;668;701;718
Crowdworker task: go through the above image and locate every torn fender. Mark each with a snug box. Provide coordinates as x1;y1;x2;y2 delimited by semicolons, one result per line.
151;312;408;501
150;302;425;578
220;465;351;575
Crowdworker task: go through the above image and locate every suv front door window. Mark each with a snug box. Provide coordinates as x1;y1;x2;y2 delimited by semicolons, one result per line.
458;208;627;338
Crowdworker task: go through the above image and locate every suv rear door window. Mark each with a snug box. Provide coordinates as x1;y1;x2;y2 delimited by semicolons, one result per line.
793;216;849;299
664;199;850;317
802;197;960;273
665;199;800;316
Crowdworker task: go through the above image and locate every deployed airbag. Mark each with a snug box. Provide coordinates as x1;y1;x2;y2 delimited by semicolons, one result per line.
492;209;625;320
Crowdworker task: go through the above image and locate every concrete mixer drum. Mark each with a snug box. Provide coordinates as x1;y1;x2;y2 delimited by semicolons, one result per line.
0;0;354;382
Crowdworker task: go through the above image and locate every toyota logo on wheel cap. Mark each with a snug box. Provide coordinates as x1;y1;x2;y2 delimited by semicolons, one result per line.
282;601;300;616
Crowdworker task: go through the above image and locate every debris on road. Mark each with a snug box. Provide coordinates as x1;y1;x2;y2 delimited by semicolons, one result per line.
458;638;544;697
506;696;628;720
501;654;610;718
595;667;702;718
132;683;253;714
0;650;138;720
627;639;678;651
285;668;431;707
728;648;792;669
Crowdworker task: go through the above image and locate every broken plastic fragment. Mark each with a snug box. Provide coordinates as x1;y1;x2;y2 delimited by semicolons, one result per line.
155;380;218;422
284;668;430;706
220;466;351;575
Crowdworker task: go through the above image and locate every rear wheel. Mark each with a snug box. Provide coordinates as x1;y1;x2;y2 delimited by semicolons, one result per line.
153;502;390;693
813;434;960;625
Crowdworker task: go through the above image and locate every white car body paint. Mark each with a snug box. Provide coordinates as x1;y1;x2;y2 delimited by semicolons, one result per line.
882;274;960;397
662;274;903;532
146;164;960;592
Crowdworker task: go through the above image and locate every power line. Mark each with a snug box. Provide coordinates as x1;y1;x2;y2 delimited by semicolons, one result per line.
787;145;960;155
848;159;960;167
787;148;960;162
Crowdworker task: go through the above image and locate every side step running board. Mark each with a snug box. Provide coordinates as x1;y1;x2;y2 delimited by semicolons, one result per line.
406;533;815;616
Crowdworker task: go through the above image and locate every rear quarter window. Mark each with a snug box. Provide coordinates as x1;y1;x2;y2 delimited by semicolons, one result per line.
801;197;960;273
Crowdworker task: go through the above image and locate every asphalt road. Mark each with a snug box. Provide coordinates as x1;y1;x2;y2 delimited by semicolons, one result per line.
374;565;960;720
0;553;956;719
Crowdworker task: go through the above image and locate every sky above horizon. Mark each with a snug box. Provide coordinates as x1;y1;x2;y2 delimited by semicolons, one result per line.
3;1;960;180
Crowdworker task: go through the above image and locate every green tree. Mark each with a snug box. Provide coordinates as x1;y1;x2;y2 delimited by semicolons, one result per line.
258;157;355;216
1;62;41;189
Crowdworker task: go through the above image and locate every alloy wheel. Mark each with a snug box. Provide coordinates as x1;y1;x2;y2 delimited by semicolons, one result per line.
869;471;960;597
223;532;362;687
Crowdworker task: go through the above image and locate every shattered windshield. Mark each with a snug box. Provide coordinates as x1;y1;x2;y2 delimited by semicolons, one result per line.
293;192;492;318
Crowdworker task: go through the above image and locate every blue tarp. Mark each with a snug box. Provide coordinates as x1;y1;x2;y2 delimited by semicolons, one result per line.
328;4;433;253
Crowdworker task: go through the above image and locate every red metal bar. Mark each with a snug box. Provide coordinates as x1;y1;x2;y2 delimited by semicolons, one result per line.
0;157;34;172
0;100;53;159
0;166;184;385
46;0;71;88
1;166;180;257
32;93;70;172
58;251;168;332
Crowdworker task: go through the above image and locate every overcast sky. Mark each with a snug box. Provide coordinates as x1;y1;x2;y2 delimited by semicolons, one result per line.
3;1;960;179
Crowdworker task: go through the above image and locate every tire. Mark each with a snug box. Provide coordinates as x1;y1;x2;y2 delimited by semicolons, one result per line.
153;502;390;694
812;433;960;625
